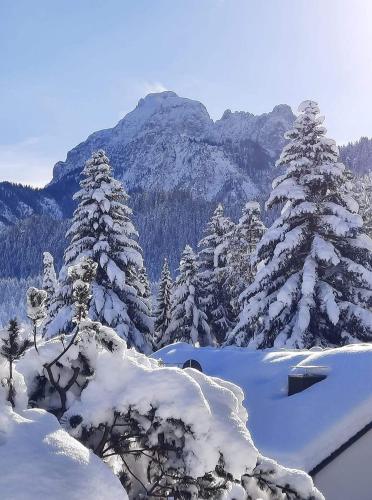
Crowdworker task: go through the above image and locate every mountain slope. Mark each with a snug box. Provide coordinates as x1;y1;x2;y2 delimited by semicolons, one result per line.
50;92;294;207
0;182;62;228
339;137;372;176
2;91;370;284
47;92;295;278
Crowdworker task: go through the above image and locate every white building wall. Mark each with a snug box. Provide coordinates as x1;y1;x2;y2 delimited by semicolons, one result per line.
314;428;372;500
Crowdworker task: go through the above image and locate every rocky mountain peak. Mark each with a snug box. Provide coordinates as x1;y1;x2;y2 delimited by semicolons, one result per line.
122;90;212;137
0;92;369;282
52;92;295;185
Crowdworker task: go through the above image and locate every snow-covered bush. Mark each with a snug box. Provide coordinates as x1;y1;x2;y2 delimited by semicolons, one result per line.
19;328;322;499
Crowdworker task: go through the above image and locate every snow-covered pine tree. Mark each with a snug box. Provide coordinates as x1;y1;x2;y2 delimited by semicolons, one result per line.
137;265;152;310
198;204;235;344
26;287;47;352
228;201;266;315
44;150;153;354
228;100;372;348
42;252;57;308
154;258;173;349
354;172;372;238
165;245;213;346
0;319;31;408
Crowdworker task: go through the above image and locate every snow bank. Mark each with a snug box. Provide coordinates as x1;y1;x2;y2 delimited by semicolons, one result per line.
0;407;125;500
64;343;258;480
16;327;321;498
0;341;125;500
154;343;372;472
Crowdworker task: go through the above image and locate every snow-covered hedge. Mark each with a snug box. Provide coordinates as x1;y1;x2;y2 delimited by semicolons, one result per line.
14;320;322;499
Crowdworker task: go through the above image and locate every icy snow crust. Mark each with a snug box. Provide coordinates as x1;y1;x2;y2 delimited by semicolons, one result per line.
154;343;372;472
0;408;125;500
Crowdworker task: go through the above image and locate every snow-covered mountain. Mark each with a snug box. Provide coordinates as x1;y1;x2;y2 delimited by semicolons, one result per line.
51;91;294;203
0;91;296;281
2;91;371;284
0;182;62;229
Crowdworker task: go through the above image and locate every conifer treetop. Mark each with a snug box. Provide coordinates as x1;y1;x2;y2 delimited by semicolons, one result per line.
165;245;213;347
42;252;57;304
66;150;142;270
45;150;153;353
154;258;173;349
229;101;372;349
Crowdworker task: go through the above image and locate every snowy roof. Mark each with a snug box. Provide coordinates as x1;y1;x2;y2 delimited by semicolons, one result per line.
153;343;372;472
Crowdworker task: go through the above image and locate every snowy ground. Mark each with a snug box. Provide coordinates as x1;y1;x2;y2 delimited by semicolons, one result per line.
0;406;125;500
153;343;372;472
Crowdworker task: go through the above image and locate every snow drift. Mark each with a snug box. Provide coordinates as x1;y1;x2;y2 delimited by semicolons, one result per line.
154;343;372;473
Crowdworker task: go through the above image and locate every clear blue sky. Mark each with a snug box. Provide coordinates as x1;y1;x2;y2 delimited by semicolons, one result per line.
1;0;372;186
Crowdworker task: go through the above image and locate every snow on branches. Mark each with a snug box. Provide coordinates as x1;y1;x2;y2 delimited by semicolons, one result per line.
165;245;214;347
44;150;153;353
154;258;173;349
198;204;235;344
229;101;372;348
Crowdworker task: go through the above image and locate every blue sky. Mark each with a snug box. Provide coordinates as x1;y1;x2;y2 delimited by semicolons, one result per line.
1;0;372;185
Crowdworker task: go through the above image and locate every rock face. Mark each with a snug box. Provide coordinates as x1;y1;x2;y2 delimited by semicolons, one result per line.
51;91;294;202
1;92;297;279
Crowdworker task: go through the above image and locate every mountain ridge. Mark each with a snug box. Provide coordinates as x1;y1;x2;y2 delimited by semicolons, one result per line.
0;92;371;281
50;91;294;201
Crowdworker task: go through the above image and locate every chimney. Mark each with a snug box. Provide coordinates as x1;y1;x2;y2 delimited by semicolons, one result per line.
288;365;328;396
